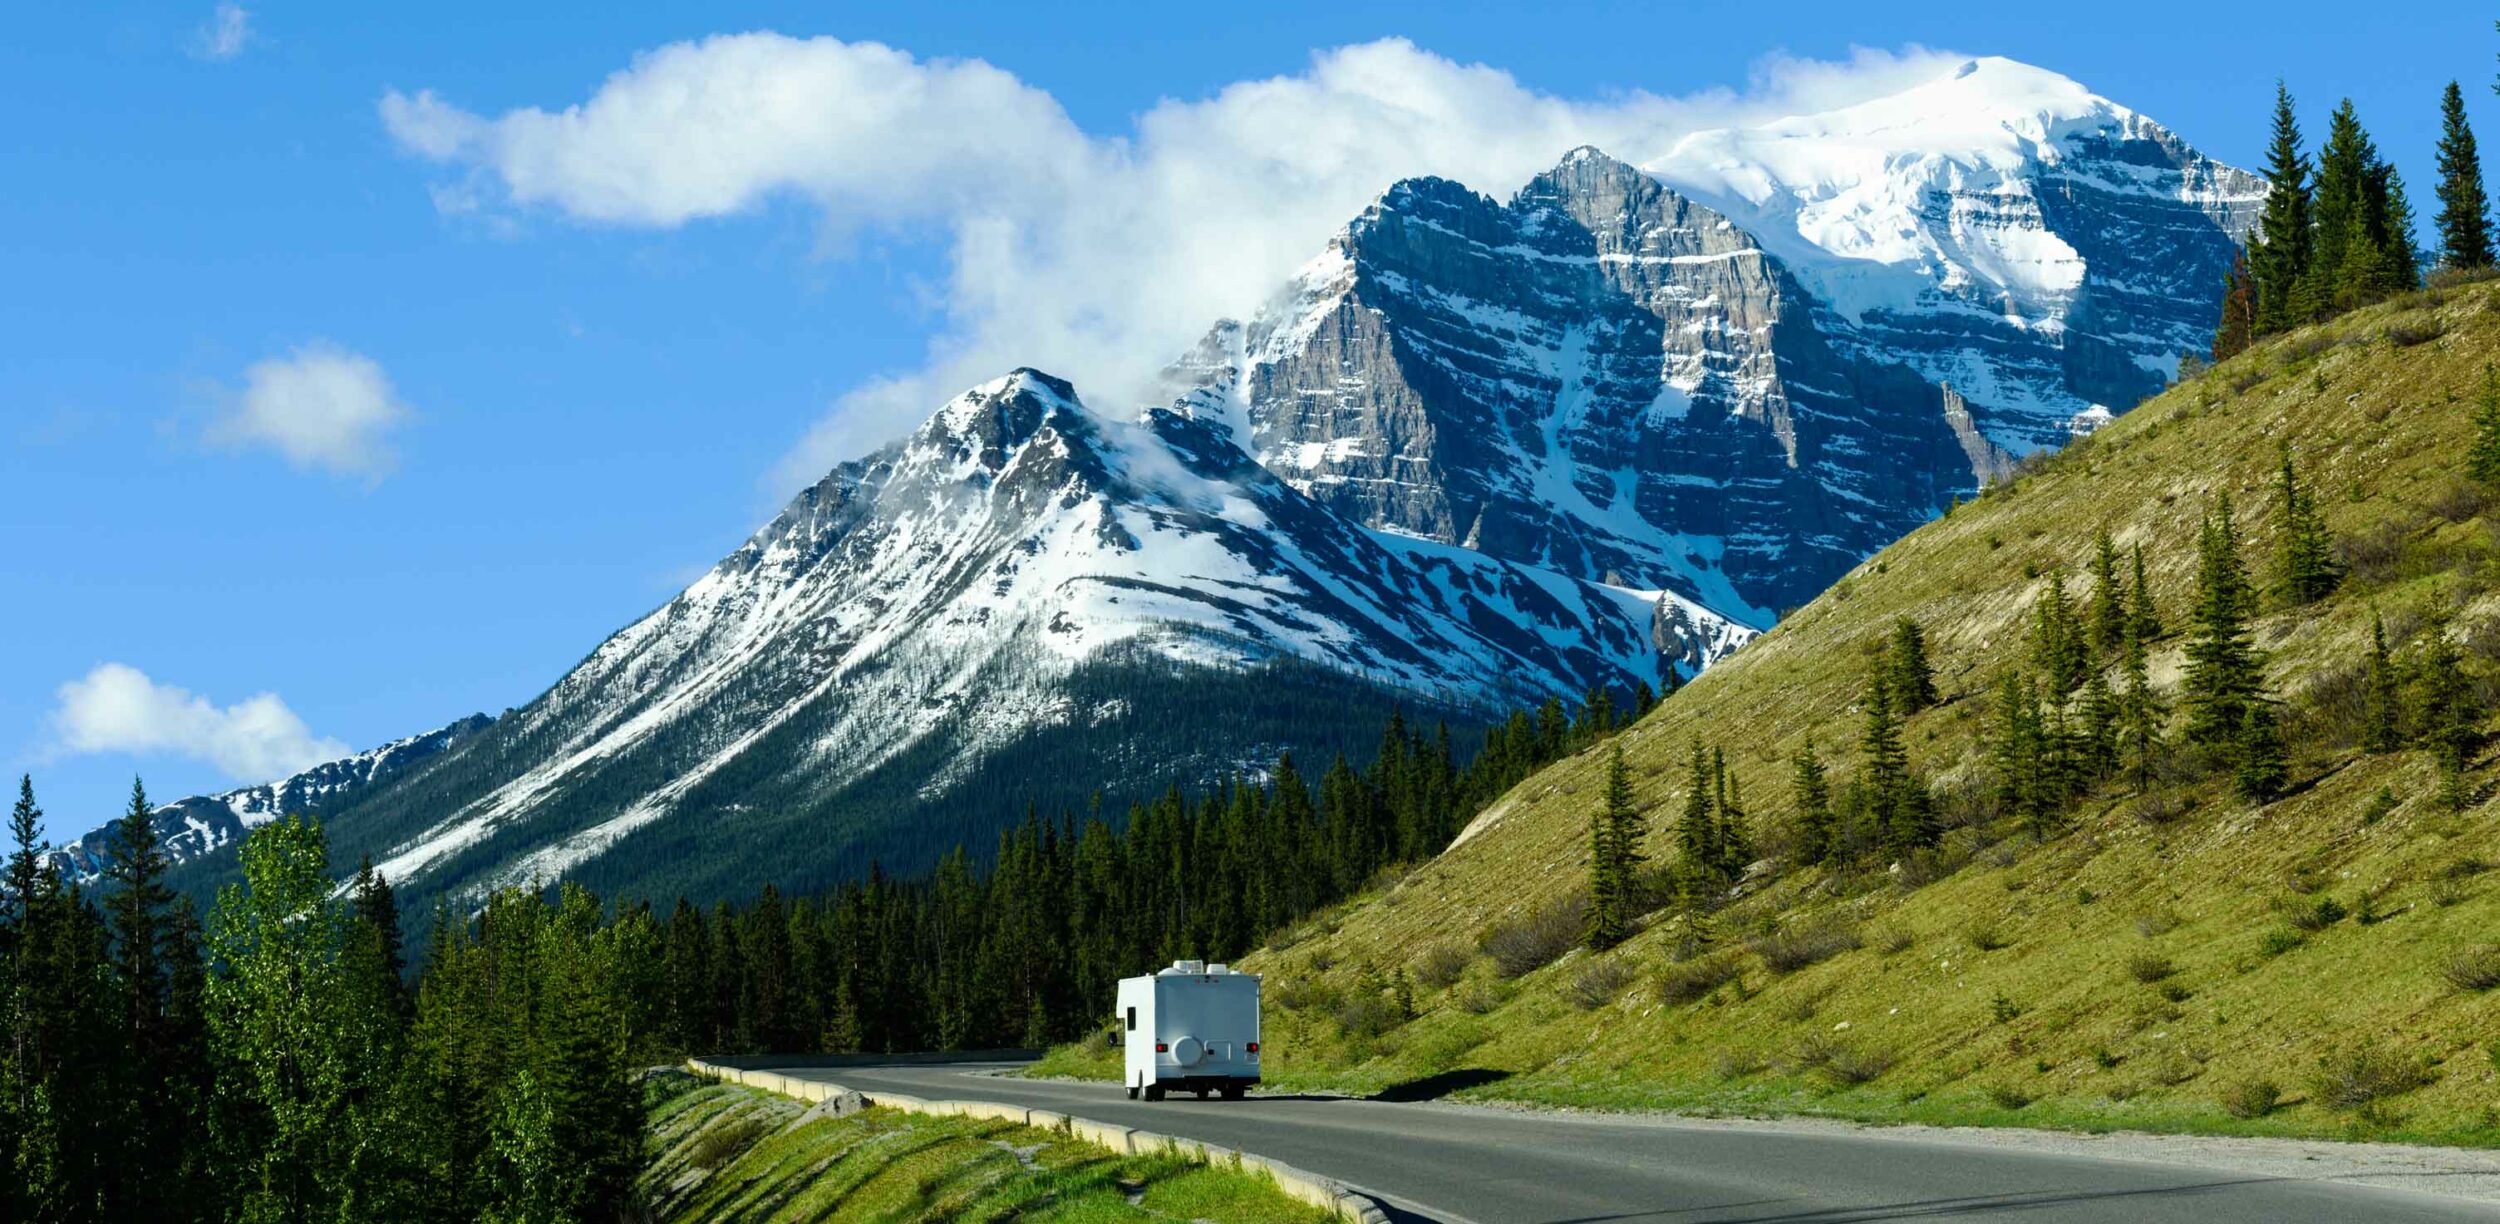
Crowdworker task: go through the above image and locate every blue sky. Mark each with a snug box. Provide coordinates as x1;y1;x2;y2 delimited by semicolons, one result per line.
6;0;2492;841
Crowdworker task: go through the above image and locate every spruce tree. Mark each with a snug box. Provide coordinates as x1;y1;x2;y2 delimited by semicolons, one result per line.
2079;665;2119;782
2468;365;2500;485
1887;617;1939;713
1860;669;1928;854
2235;701;2291;802
2364;612;2406;753
2308;99;2384;315
2117;608;2168;791
2414;619;2482;777
2090;529;2128;654
1714;748;1753;875
2436;80;2495;271
2184;493;2267;751
1585;745;1641;950
2251;82;2315;334
2030;569;2089;695
2274;443;2343;604
2128;543;2163;643
1677;741;1716;886
1790;742;1835;866
2213;248;2258;361
1990;672;2046;830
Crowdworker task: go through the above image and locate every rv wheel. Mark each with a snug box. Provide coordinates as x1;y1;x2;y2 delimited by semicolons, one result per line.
1221;1084;1245;1101
1144;1084;1165;1102
1127;1085;1139;1100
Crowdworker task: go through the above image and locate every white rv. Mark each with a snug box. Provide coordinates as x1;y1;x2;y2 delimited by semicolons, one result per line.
1117;960;1261;1100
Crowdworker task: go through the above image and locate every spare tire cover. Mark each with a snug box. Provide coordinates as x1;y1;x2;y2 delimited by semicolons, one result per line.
1170;1035;1204;1066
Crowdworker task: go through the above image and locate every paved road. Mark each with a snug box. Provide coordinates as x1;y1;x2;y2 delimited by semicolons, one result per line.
767;1060;2500;1224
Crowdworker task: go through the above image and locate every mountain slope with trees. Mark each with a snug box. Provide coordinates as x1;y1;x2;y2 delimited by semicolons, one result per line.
1193;279;2500;1144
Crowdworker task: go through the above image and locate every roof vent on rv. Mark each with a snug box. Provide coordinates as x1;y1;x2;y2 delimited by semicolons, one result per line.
1207;964;1229;974
1167;959;1205;975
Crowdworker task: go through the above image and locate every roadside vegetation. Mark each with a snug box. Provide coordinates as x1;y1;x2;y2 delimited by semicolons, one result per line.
641;1075;1331;1223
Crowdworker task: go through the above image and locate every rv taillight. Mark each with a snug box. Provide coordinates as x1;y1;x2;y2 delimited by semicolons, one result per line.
1155;1042;1169;1053
1246;1042;1259;1053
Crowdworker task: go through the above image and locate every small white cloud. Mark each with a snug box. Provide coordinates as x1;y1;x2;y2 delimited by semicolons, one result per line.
50;663;349;784
210;342;412;479
192;3;251;62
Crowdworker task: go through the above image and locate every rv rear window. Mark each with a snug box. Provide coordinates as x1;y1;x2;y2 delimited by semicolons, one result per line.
1125;1006;1136;1032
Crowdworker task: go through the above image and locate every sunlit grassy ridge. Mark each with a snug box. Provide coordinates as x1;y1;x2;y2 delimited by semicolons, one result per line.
639;1076;1332;1223
1043;279;2500;1146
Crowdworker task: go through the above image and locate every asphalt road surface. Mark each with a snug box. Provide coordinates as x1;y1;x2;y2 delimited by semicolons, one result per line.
768;1059;2500;1224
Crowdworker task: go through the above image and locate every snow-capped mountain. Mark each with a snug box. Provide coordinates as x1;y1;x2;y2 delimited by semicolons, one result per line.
1166;59;2258;614
137;57;2256;908
294;371;1744;903
48;714;492;885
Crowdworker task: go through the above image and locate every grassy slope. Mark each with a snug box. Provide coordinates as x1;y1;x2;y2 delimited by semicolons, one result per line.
1043;282;2500;1145
639;1077;1332;1223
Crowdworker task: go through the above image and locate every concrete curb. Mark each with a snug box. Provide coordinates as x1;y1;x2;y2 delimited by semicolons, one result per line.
684;1058;1393;1223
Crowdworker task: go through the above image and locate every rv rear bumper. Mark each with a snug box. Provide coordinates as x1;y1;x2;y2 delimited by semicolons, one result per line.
1153;1073;1260;1091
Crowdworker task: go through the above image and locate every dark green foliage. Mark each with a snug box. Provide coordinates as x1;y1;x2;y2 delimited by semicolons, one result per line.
2305;98;2418;315
1584;746;1643;951
2235;702;2292;802
2274;445;2342;605
2128;543;2163;644
1887;618;1939;713
1859;668;1934;855
2411;618;2482;777
2089;530;2128;655
2185;494;2269;752
2213;248;2257;362
1790;742;1835;867
2250;82;2315;335
2117;606;2168;791
2436;81;2494;271
2365;613;2406;753
2468;365;2500;486
2029;570;2090;695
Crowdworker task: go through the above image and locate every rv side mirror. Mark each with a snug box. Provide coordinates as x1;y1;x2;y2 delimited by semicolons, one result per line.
1125;1006;1136;1032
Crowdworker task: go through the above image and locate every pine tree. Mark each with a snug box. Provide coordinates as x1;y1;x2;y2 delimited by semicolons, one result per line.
2308;99;2383;316
2251;82;2315;334
1887;617;1939;713
2184;494;2268;751
1990;672;2047;830
2117;608;2168;791
2235;701;2291;802
1713;748;1753;875
2436;81;2495;271
2274;443;2343;604
1860;669;1929;854
2468;365;2500;485
1584;745;1642;950
1677;740;1716;886
2414;619;2482;777
2128;543;2163;643
2030;569;2089;694
1790;742;1836;867
2079;665;2119;782
2089;530;2128;654
2364;612;2406;753
2213;248;2258;361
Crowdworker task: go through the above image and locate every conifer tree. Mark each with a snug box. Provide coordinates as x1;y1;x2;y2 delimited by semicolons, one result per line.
1676;741;1716;885
1887;617;1939;713
1585;745;1643;950
1714;748;1753;875
2079;665;2119;781
1991;672;2047;830
2251;82;2315;334
2185;494;2268;751
2090;530;2128;654
2469;365;2500;485
2213;248;2258;361
2413;618;2482;778
1860;669;1929;854
1790;742;1835;866
2117;608;2168;791
2436;80;2495;271
2129;543;2163;643
2235;701;2291;802
2030;569;2089;694
2364;612;2406;753
2274;444;2343;604
2308;99;2386;315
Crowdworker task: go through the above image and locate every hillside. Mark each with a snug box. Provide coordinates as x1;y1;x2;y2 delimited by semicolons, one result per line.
640;1075;1329;1223
1120;281;2500;1144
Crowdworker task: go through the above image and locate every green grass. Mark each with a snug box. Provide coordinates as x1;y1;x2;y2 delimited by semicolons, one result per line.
638;1075;1334;1223
1034;283;2500;1148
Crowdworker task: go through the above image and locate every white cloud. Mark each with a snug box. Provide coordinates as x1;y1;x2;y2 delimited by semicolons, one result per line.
382;36;1966;491
191;3;251;62
51;664;349;784
210;342;412;479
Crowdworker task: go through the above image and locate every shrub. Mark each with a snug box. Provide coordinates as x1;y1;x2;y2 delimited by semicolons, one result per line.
2218;1077;2281;1119
2310;1046;2437;1111
1452;981;1502;1016
1333;991;1405;1040
2286;896;2348;932
1964;920;2010;951
2258;927;2305;957
2125;953;2178;983
1656;952;1744;1005
1412;941;1473;991
1711;1050;1769;1081
1479;892;1588;978
1799;1038;1895;1086
1986;1082;2034;1109
1876;926;1915;955
2444;946;2500;992
1565;957;1634;1010
2158;981;2194;1003
2383;316;2448;347
2133;907;2183;937
1750;915;1864;974
1989;991;2023;1024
